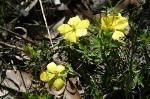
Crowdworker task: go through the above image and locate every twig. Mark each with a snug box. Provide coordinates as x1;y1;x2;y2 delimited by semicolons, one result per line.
0;41;23;51
38;0;53;46
25;0;38;12
0;26;36;45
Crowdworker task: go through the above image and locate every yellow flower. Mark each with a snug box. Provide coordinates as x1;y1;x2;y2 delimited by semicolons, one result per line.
57;16;90;43
101;13;128;40
40;62;66;90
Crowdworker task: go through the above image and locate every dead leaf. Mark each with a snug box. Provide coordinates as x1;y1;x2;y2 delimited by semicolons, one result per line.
0;70;32;92
64;80;81;99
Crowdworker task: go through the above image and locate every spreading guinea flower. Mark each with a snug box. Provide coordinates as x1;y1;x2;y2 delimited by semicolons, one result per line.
101;13;128;41
40;62;66;91
57;16;90;43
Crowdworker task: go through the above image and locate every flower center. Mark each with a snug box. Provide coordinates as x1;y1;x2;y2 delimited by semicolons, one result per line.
53;71;59;76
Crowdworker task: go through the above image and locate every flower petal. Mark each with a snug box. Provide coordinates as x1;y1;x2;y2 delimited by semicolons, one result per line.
47;62;57;73
52;78;65;91
112;16;128;30
47;72;55;80
76;20;90;29
57;24;73;34
67;16;81;28
40;72;49;82
64;31;77;43
112;30;125;40
76;29;88;37
56;65;65;73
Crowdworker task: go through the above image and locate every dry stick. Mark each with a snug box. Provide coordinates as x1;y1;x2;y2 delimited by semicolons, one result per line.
0;41;23;51
0;26;36;45
0;26;35;44
25;0;38;12
38;0;53;46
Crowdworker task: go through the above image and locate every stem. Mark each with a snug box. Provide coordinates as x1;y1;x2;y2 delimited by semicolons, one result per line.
128;24;136;77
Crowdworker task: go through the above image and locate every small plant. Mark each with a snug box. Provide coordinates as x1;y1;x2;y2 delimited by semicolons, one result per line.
1;0;150;98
